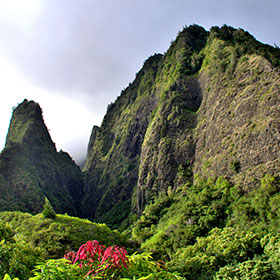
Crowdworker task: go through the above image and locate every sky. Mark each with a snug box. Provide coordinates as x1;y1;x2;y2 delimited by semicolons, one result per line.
0;0;279;165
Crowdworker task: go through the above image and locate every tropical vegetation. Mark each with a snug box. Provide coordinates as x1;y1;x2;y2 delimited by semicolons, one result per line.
1;24;280;279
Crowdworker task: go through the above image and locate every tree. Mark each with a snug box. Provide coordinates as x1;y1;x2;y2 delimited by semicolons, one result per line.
42;197;56;219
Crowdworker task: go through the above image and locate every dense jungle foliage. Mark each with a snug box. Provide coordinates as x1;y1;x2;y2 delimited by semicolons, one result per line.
131;174;280;279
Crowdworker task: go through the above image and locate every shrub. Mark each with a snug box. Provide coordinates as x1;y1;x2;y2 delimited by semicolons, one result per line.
30;259;83;280
230;159;241;173
0;238;43;280
170;227;262;279
215;259;277;280
0;222;13;242
64;240;128;279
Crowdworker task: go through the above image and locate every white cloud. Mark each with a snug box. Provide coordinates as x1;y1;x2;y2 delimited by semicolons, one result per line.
0;0;42;21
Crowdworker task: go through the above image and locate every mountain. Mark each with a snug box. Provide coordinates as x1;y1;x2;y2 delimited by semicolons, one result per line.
1;25;280;228
0;99;85;216
1;24;280;279
84;25;280;227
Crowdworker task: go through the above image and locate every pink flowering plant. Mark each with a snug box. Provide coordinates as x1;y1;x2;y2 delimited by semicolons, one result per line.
64;240;129;278
30;240;182;279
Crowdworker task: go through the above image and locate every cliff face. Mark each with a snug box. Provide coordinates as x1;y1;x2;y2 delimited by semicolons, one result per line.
194;38;280;189
0;99;85;216
83;54;163;225
84;25;280;226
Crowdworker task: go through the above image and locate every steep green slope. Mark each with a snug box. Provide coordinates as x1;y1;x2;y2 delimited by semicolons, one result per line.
84;25;209;226
84;25;280;226
0;99;85;216
83;53;164;226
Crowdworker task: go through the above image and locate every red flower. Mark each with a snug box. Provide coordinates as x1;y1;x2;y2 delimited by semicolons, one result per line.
64;240;129;278
101;245;129;269
63;251;77;264
73;240;105;266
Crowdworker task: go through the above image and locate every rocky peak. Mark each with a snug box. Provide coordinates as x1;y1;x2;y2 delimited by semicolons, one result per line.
0;99;85;216
5;99;55;152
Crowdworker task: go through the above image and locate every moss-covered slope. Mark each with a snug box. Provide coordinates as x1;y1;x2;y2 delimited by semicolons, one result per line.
0;99;85;216
137;26;280;214
85;25;280;226
84;25;208;226
83;53;164;226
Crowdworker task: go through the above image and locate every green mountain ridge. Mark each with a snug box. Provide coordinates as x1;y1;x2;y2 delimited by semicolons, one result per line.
84;24;280;227
1;25;280;226
1;24;280;279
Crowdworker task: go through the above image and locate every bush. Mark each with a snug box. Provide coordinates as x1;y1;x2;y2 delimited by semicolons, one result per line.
0;222;14;242
136;177;233;261
170;227;262;279
0;238;43;280
30;259;83;280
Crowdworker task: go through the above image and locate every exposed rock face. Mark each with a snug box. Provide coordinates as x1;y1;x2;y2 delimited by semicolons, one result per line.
84;25;280;225
137;75;201;212
194;47;280;190
0;99;85;216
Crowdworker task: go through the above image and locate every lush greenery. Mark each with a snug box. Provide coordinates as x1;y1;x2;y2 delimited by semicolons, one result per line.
1;221;182;279
130;175;280;279
42;197;56;219
2;174;280;279
0;221;43;280
83;25;209;226
0;211;130;279
28;240;183;279
2;24;280;279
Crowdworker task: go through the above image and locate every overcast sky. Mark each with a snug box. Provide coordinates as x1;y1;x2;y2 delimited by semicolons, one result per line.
0;0;279;165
